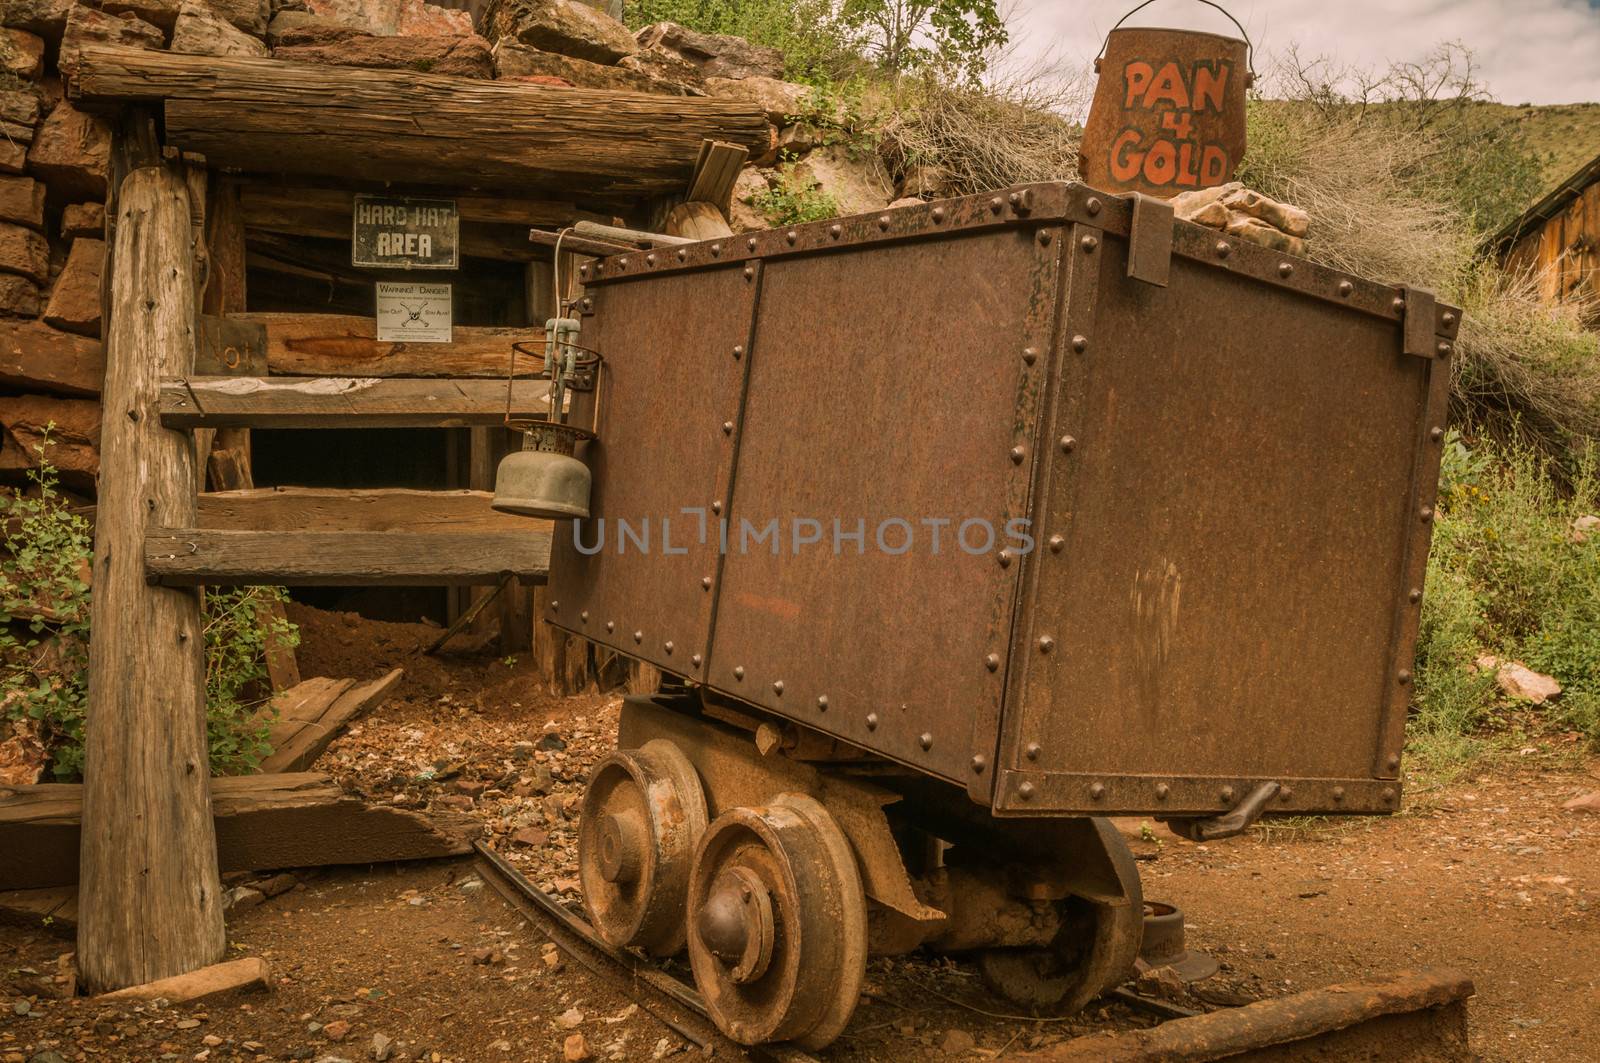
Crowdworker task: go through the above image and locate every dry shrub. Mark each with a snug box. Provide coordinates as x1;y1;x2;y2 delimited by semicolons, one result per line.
873;65;1087;196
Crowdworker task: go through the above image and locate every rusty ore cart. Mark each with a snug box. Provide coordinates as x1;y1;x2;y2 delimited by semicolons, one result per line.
541;182;1459;1048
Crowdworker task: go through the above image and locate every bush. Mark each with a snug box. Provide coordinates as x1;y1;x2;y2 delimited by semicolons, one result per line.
750;162;842;224
1411;433;1600;761
1;445;297;780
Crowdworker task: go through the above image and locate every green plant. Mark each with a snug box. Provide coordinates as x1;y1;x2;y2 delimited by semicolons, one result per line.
625;0;860;82
1;441;297;779
751;162;842;224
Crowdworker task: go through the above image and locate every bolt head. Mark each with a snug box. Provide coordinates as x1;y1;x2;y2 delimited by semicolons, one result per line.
1071;335;1088;353
1048;535;1065;553
919;732;933;750
1393;296;1406;311
1278;262;1293;277
1038;635;1055;653
664;640;674;654
816;695;828;711
1442;311;1457;326
970;755;986;774
865;712;879;730
633;630;642;643
1429;427;1444;441
712;500;722;514
996;549;1012;568
989;196;1004;214
1010;445;1026;464
877;214;891;230
1382;787;1397;804
646;253;656;265
747;237;757;251
1332;786;1346;801
829;224;842;238
1437;341;1452;357
1085;196;1102;215
1025;742;1041;760
1398;669;1412;684
605;621;615;633
931;207;945;222
723;420;734;434
1022;347;1039;365
985;653;1000;672
1059;435;1076;453
1215;240;1231;258
580;610;589;622
702;576;712;590
1080;235;1098;252
710;243;722;257
1089;782;1105;800
676;248;687;261
691;653;703;666
772;680;784;695
1338;280;1353;296
734;666;745;680
1018;781;1035;800
1420;506;1433;523
1409;588;1422;602
786;230;797;244
743;265;754;280
1220;786;1235;803
1155;783;1170;800
1387;754;1401;770
732;345;743;360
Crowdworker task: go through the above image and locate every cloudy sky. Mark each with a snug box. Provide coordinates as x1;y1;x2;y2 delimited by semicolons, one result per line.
1006;0;1600;106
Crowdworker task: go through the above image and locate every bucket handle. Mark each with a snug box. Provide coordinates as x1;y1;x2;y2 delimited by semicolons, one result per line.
1095;0;1255;82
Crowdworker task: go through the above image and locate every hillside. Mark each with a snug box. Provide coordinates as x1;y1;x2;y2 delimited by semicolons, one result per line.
1477;100;1600;201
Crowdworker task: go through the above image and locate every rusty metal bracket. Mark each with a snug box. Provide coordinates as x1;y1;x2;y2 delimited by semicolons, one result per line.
1122;192;1174;287
1163;780;1280;841
1402;286;1439;358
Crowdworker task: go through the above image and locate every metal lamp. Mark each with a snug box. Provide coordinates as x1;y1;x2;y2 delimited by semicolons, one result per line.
492;316;596;520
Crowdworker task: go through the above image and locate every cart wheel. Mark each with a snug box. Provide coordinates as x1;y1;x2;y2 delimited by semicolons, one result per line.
979;819;1143;1012
577;739;707;956
686;794;867;1049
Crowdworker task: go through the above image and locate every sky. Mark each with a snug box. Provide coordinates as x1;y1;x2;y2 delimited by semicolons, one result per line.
1005;0;1600;106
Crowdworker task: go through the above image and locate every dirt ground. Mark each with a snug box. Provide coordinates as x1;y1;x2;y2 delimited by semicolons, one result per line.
4;603;1597;1062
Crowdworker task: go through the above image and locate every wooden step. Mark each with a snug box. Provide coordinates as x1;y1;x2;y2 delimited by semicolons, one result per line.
159;376;552;429
144;528;551;586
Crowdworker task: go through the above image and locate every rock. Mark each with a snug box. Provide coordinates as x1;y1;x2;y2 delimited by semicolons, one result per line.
2;0;77;43
60;201;103;238
727;167;772;232
0;141;24;177
635;21;782;80
469;947;503;965
0;223;49;284
535;731;566;751
274;34;494;78
196;0;270;35
0;273;41;317
539;943;562;970
249;871;299;897
491;40;661;92
370;1032;393;1061
1571;514;1599;543
887;195;922;209
434;792;475;809
304;0;468;36
1221;185;1309;238
1179;199;1229;229
222;884;266;910
510;826;549;847
702;75;806;124
0;176;44;231
42;236;102;336
100;0;182;32
617;47;704;95
556;1007;583;1028
266;9;365;44
790;145;892;218
562;1033;589;1062
26;100;113;202
896;162;950;199
1170;181;1240;219
485;0;638;65
940;1028;976;1054
1492;660;1561;704
323;1020;351;1042
1224;213;1304;256
201;1035;223;1047
1563;790;1600;813
58;6;166;79
172;0;269;55
2;29;46;78
0;90;39;149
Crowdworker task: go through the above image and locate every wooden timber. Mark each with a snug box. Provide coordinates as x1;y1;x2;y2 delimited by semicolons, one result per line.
235;313;534;378
197;486;544;535
0;323;105;396
69;48;771;200
79;161;227;992
0;773;480;891
160;376;552;429
259;669;403;773
144;528;552;586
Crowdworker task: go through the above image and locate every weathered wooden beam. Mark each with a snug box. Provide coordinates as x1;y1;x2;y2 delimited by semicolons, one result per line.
69;48;771;200
160;375;552;428
0;773;480;891
231;313;533;378
144;528;552;586
237;181;577;228
196;486;543;535
0;323;105;396
259;669;403;773
79;161;226;992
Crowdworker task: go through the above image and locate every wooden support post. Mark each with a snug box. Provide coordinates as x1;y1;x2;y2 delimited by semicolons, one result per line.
79;160;226;992
202;173;299;691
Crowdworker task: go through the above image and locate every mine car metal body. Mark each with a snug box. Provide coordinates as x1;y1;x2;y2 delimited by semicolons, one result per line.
547;182;1458;1047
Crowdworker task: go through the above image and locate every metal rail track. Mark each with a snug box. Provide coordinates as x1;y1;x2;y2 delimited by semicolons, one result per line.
472;843;819;1063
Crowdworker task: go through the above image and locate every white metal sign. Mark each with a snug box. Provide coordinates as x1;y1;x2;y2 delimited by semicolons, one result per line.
376;281;453;344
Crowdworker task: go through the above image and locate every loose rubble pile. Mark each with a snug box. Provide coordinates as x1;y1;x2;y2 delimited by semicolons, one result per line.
1169;181;1311;255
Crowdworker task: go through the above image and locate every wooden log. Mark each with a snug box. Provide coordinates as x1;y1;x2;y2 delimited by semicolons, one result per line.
98;957;271;1004
237;180;578;228
69;47;771;201
0;324;104;396
259;669;402;773
144;528;552;586
196;486;543;535
160;375;553;429
79;161;226;992
0;773;481;891
234;312;533;378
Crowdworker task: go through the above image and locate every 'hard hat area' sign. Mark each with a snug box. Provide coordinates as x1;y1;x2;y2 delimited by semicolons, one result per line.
352;194;459;269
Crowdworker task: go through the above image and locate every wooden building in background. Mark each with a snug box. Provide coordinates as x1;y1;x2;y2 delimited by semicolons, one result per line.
1496;152;1600;309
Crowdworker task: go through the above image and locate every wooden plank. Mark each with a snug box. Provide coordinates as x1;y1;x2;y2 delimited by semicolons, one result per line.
144;529;552;586
260;668;403;773
79;159;227;992
69;48;770;201
236;312;532;377
238;181;576;228
0;773;479;890
687;140;749;211
160;376;552;428
0;323;105;397
238;187;550;262
197;486;543;535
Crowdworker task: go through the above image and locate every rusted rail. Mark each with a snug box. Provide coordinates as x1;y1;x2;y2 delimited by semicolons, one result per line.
471;843;818;1063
